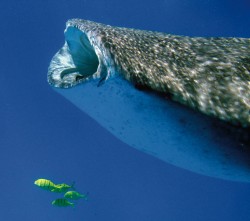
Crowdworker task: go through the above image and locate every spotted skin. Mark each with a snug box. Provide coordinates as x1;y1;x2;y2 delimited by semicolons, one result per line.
48;19;250;127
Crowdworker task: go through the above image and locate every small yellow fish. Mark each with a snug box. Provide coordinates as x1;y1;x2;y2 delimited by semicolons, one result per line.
34;178;57;192
52;198;74;207
52;182;74;193
64;191;88;200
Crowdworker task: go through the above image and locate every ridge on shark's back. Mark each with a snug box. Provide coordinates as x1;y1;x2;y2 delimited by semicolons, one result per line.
48;19;250;182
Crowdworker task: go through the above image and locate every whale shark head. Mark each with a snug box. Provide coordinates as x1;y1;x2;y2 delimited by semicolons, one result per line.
48;19;250;182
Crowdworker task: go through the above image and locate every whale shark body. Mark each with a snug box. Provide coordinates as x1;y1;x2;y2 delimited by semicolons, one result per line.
48;19;250;182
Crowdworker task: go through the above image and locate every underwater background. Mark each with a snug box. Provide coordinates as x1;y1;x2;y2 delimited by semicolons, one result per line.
1;0;250;220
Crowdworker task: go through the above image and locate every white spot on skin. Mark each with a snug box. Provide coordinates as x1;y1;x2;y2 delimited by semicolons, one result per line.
202;60;213;66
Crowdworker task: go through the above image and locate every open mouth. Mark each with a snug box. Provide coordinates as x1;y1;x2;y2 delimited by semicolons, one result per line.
48;26;100;88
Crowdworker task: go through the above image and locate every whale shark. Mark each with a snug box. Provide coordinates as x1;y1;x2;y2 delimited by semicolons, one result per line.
48;19;250;182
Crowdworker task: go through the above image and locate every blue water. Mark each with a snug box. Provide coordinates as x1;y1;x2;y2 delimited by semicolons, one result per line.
1;1;250;220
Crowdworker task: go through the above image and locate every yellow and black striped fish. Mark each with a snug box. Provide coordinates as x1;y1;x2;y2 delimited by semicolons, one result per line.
52;198;74;207
64;190;88;200
34;178;57;192
52;182;75;193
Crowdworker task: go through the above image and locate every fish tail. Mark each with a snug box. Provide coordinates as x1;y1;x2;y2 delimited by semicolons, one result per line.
71;181;76;190
84;192;89;201
51;186;57;191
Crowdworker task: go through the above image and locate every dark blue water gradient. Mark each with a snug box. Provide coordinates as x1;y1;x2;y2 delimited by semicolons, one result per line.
0;0;250;220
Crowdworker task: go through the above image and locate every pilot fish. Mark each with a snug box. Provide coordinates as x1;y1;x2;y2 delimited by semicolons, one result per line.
52;182;75;193
34;178;57;192
64;190;88;200
52;198;74;207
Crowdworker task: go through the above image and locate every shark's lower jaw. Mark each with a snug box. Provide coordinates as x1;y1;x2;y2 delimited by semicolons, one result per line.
48;27;100;88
